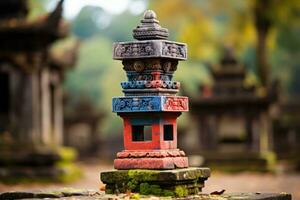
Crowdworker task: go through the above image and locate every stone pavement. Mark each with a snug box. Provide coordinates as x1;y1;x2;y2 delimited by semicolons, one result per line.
0;189;292;200
0;162;298;199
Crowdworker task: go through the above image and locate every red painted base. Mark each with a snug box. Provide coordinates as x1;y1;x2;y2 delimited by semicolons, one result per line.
116;149;186;158
114;157;188;169
114;149;189;169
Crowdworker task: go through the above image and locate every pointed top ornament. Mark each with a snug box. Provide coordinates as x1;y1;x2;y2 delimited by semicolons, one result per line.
133;10;169;40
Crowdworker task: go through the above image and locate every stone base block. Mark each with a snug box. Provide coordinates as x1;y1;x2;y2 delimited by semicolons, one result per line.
100;167;210;197
115;149;188;169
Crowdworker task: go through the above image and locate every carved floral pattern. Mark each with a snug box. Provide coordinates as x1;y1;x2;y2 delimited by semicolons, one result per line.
162;42;187;59
113;96;188;112
121;80;180;89
117;150;186;158
122;60;178;72
163;97;188;111
115;42;154;58
127;73;172;81
113;97;161;112
113;41;187;60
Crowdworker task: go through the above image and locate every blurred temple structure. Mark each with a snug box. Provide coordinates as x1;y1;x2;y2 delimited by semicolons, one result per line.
64;97;104;157
0;0;79;181
273;98;300;170
190;48;277;172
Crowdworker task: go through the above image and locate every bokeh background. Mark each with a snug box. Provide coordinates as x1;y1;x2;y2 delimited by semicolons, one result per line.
58;0;300;160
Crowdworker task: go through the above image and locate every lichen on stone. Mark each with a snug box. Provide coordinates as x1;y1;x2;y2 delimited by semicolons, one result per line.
174;185;188;197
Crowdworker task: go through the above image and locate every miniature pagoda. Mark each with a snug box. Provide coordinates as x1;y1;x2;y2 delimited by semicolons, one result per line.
190;47;276;171
100;10;210;197
0;0;79;181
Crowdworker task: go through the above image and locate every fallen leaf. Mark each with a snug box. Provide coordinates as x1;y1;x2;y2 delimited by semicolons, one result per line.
99;184;106;191
210;189;226;195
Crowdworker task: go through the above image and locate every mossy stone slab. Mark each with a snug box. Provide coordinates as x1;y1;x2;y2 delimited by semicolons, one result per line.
100;167;210;197
100;167;210;184
0;189;98;200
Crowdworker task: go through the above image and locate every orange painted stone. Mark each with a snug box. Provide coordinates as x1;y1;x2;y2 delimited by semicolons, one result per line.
114;157;188;169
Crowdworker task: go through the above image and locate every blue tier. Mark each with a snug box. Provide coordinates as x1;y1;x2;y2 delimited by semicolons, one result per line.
112;96;189;113
121;80;180;89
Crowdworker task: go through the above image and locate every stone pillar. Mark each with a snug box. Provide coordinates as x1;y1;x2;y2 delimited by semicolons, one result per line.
251;116;261;153
16;72;40;146
260;112;270;153
49;72;63;146
52;80;63;146
40;68;52;145
245;114;262;153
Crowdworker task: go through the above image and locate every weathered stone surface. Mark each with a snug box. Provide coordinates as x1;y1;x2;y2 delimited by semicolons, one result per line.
117;150;186;158
113;40;187;60
0;190;292;200
0;189;99;200
200;193;292;200
101;168;210;183
133;10;169;40
114;157;189;169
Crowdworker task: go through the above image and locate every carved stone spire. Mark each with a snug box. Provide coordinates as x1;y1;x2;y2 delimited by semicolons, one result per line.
133;10;169;40
220;46;238;66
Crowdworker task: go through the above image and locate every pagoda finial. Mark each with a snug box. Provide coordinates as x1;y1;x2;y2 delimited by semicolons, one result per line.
144;10;157;19
133;10;169;40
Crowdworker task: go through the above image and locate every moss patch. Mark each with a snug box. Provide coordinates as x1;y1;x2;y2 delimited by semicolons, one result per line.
101;168;209;197
175;186;188;197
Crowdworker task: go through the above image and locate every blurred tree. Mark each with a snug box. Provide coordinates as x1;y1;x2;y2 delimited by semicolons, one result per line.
64;35;125;135
102;11;140;42
65;36;112;103
253;0;273;87
72;6;107;39
151;0;300;91
275;25;300;95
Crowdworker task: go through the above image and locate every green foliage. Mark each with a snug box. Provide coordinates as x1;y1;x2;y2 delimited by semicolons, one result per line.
71;6;106;39
102;11;140;42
